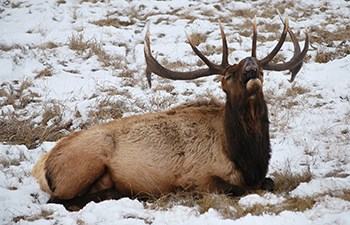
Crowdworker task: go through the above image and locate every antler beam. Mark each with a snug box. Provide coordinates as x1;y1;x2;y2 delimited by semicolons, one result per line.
144;23;229;88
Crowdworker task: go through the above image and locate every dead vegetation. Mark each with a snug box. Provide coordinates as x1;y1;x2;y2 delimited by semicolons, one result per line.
0;106;73;149
35;67;53;79
0;80;73;148
92;17;136;28
86;97;128;125
0;80;40;109
144;167;318;219
1;1;349;221
272;167;313;194
13;209;54;223
68;32;127;70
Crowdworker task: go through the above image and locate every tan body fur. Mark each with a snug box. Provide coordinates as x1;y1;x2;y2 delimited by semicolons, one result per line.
32;18;308;209
32;99;242;200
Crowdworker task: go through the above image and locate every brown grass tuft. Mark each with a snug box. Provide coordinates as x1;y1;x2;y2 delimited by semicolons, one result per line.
272;168;313;194
85;97;128;126
35;67;53;79
13;209;54;223
146;190;317;220
232;9;255;18
0;43;24;52
0;87;73;149
161;58;192;71
0;112;72;149
92;17;135;28
285;85;310;97
68;33;126;69
188;32;207;47
0;80;41;109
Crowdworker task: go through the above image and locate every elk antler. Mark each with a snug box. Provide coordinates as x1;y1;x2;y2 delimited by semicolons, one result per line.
255;13;309;82
145;16;309;87
144;23;229;88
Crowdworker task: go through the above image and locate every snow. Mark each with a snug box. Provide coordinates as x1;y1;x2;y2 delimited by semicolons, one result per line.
1;0;350;224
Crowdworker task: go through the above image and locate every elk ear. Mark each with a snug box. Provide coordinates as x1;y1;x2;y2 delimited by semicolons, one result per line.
221;76;228;92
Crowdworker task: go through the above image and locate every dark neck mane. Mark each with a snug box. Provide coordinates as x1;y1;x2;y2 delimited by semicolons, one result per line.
223;94;271;188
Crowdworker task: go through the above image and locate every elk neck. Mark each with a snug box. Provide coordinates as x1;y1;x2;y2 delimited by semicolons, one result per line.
222;92;271;188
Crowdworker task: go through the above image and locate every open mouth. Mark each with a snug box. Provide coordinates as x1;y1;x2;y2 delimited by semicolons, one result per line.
243;70;258;86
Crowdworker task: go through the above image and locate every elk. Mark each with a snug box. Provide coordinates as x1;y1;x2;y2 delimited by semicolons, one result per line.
32;16;308;211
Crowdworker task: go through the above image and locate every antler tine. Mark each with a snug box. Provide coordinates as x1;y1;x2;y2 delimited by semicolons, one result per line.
259;16;289;66
252;15;257;58
219;20;229;67
186;21;229;71
263;32;309;82
144;23;154;88
144;23;229;88
262;11;309;82
186;33;219;71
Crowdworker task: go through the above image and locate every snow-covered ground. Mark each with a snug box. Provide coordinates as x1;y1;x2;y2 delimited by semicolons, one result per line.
1;0;349;224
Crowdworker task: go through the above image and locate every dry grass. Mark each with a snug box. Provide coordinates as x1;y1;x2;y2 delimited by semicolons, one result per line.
0;43;24;52
310;25;350;44
13;209;54;223
145;189;317;220
266;84;310;112
153;84;176;94
0;80;40;109
0;80;74;148
188;32;207;47
57;0;66;5
0;106;72;149
310;25;350;63
161;58;192;71
35;67;53;79
68;32;126;70
84;97;128;127
232;9;255;18
1;2;348;222
92;17;135;28
285;85;310;97
315;49;334;63
144;163;316;219
272;168;313;194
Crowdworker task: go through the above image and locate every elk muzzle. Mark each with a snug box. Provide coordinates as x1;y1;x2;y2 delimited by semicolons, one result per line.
243;57;262;92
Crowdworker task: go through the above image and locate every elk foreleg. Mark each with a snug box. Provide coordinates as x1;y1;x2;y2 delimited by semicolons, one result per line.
211;176;247;196
49;188;123;211
261;177;274;191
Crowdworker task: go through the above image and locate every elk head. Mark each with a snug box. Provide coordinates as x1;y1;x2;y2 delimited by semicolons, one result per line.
144;16;309;102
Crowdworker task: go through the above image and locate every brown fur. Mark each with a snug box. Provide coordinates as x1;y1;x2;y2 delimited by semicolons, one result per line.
33;17;309;209
32;56;275;210
33;98;247;202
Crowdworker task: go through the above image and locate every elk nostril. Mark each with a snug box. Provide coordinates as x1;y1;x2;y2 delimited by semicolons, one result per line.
245;65;253;72
243;58;259;84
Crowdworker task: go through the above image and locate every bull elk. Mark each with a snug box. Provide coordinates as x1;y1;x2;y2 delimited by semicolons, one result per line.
32;16;308;211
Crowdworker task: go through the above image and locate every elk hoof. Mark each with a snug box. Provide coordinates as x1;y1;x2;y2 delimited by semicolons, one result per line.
261;177;274;192
227;185;247;197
